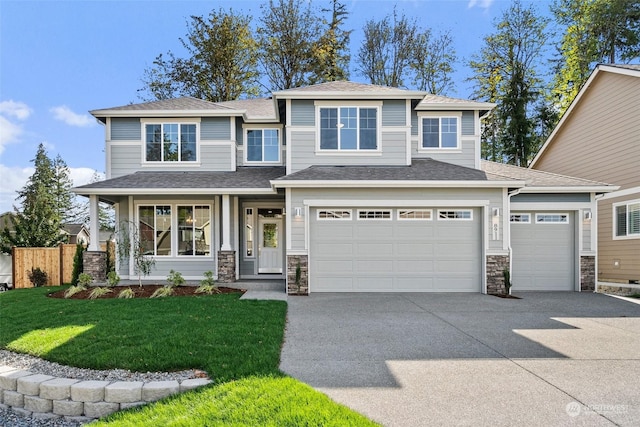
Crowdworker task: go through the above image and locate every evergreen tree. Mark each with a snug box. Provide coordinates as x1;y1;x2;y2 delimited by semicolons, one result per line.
1;144;66;252
309;0;351;84
52;154;83;224
139;9;260;102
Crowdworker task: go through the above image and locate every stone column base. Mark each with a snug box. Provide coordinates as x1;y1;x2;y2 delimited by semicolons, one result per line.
287;255;308;295
83;252;107;282
486;255;510;295
580;256;595;292
217;251;236;283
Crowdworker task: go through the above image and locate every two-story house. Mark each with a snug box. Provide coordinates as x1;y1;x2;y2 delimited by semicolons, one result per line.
531;64;640;291
75;81;614;294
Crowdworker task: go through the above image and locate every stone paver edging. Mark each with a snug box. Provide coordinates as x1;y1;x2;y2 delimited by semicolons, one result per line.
0;365;211;422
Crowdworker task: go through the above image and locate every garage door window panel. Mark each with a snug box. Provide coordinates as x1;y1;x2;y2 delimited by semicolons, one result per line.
318;210;352;220
358;210;392;220
510;213;531;223
438;210;472;220
535;213;569;224
398;209;432;220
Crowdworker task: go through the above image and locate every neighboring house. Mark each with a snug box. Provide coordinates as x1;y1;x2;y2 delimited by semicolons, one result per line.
531;64;640;289
74;81;615;294
61;223;91;245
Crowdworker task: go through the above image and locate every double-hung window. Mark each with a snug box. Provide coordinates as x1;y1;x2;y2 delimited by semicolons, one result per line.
614;200;640;238
420;115;460;149
319;106;378;151
145;123;197;162
245;128;280;163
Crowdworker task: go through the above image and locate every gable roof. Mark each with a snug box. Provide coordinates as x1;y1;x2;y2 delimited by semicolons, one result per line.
482;160;616;192
215;97;277;121
530;63;640;168
416;94;495;114
61;223;88;236
90;97;240;121
273;81;427;99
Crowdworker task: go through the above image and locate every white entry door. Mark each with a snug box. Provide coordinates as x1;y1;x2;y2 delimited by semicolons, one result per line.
258;219;282;273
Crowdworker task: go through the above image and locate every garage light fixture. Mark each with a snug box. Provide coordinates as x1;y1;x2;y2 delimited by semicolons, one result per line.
294;207;302;218
492;208;500;217
584;211;592;220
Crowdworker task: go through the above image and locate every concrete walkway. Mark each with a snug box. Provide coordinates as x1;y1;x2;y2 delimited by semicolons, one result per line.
280;292;640;426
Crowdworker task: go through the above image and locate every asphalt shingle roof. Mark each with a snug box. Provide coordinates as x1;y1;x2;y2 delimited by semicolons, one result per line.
482;160;612;187
215;97;277;120
90;97;235;114
75;167;286;191
277;159;489;181
273;81;425;96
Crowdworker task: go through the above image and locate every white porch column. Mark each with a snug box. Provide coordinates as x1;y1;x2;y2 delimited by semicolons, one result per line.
88;195;100;251
221;194;232;251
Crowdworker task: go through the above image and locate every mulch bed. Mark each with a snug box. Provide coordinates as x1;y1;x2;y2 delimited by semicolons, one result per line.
48;285;245;300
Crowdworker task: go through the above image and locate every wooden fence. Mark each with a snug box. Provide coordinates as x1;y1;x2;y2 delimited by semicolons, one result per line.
12;244;79;288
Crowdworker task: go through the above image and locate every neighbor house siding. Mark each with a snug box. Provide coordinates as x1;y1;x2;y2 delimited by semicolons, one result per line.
597;194;640;283
534;72;640;190
111;118;141;141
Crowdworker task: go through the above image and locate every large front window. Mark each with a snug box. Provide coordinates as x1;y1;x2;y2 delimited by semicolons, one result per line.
138;204;211;256
319;107;378;150
145;123;197;162
246;129;280;162
421;116;459;149
615;201;640;238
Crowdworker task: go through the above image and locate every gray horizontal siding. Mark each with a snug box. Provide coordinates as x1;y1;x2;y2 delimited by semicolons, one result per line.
201;117;231;140
462;111;474;136
110;145;141;178
291;100;315;126
290;130;407;173
511;193;590;203
111;118;141;141
412;139;476;169
382;100;406;126
201;144;233;170
411;110;418;135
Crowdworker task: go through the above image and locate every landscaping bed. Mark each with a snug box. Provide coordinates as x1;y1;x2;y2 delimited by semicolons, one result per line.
47;285;244;299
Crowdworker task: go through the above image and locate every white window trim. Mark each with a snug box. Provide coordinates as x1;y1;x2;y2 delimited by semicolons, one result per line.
317;209;352;220
357;209;392;220
437;209;473;220
535;213;570;224
613;199;640;240
244;207;255;259
417;111;462;151
397;209;433;220
140;119;201;164
242;124;283;165
315;101;383;154
510;213;531;223
136;201;214;259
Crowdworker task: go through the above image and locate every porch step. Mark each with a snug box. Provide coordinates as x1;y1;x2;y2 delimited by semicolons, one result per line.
227;280;285;292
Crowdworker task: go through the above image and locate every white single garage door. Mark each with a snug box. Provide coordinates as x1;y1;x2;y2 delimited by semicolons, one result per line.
310;208;482;292
511;211;575;291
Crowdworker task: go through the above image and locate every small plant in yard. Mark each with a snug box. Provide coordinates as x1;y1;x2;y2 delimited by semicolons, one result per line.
70;243;84;285
196;271;219;294
117;287;135;299
64;285;86;298
151;286;175;298
106;271;120;287
167;269;185;287
28;267;48;287
115;220;156;287
77;273;93;287
89;287;112;300
503;267;512;295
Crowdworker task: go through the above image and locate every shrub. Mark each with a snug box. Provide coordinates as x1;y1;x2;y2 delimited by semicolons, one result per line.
78;273;93;287
106;271;120;287
151;286;175;298
89;287;112;300
167;269;185;287
70;243;84;285
64;285;86;298
196;271;219;294
28;267;48;287
117;288;135;299
503;267;512;295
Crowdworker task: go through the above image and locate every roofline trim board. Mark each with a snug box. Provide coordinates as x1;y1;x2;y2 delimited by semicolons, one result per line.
272;179;525;188
72;188;278;196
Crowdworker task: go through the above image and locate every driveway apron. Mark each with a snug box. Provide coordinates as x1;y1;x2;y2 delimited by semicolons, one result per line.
280;292;640;426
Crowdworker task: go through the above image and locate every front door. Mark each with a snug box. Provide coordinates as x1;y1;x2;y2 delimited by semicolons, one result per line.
258;218;282;273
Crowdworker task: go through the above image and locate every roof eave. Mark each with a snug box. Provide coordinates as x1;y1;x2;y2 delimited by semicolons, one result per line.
90;109;244;118
273;91;427;100
72;187;278;196
415;102;496;111
518;185;619;193
272;179;524;189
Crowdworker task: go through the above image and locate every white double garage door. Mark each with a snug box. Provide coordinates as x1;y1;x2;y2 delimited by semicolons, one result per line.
309;207;575;292
310;207;482;292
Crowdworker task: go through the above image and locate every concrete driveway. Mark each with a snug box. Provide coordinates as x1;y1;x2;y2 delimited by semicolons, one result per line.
280;292;640;426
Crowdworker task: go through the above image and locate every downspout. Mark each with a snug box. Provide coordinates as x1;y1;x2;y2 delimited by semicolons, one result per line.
506;187;523;295
593;193;605;293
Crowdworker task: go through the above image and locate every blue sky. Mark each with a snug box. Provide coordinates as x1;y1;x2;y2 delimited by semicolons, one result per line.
0;0;555;213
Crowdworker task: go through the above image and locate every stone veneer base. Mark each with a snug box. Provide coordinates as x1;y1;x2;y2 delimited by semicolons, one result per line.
486;255;510;295
286;255;308;295
0;366;211;421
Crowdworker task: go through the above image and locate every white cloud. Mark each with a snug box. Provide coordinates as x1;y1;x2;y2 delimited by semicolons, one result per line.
0;100;31;155
70;167;101;187
50;105;95;127
468;0;494;9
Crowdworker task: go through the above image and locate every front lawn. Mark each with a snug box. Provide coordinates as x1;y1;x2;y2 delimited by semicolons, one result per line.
0;287;377;426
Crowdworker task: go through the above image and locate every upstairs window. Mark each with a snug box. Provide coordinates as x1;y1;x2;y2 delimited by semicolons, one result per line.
145;123;197;162
319;107;378;151
614;201;640;238
246;128;280;163
420;116;459;149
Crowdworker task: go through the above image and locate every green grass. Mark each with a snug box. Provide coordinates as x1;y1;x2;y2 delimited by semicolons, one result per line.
628;293;640;299
0;286;377;426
